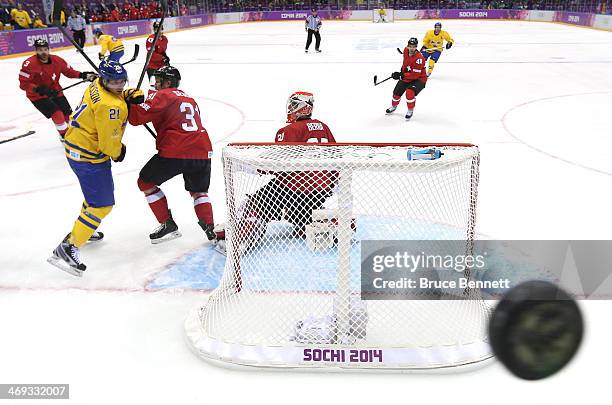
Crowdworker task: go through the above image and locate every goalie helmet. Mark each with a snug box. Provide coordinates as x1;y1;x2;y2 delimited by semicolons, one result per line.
286;91;314;123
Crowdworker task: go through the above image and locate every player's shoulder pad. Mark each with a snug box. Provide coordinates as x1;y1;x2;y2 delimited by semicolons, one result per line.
21;56;33;68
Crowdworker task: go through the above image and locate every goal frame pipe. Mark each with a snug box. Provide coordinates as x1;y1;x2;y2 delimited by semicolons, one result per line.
228;142;477;148
335;168;353;343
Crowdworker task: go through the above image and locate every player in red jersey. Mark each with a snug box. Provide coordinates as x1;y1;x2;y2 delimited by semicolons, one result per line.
127;66;216;244
18;39;96;138
145;21;169;84
215;92;337;254
386;37;427;121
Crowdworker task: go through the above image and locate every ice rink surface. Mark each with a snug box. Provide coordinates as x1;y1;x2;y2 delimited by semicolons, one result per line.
1;19;611;404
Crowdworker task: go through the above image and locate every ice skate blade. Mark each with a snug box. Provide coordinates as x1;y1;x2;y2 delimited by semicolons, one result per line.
150;231;182;244
213;243;227;256
47;255;84;277
87;232;104;243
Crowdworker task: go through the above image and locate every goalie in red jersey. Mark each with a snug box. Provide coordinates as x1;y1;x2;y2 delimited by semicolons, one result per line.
18;39;96;139
216;92;337;255
127;66;216;244
386;37;427;121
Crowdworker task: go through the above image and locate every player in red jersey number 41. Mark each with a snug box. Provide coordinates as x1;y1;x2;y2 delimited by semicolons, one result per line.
18;39;96;139
386;37;427;121
127;66;216;244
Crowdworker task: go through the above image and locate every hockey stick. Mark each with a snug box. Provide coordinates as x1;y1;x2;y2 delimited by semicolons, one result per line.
373;75;393;86
0;130;35;145
51;2;99;73
397;47;438;54
133;3;168;139
137;4;167;90
121;44;140;66
98;44;140;65
61;79;89;91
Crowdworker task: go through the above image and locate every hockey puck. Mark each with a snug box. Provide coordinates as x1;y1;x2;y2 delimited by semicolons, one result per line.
489;280;583;380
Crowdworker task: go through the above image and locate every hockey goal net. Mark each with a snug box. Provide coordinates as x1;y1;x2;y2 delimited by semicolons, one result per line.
185;142;492;370
372;8;394;23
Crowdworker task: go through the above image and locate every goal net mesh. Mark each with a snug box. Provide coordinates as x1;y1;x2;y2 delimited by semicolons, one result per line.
186;143;493;369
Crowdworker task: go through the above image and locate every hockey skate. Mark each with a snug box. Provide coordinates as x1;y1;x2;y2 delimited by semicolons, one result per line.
198;221;216;241
305;49;308;53
405;109;414;120
315;49;321;53
385;105;397;114
209;225;227;255
149;215;182;244
63;231;104;244
47;241;86;277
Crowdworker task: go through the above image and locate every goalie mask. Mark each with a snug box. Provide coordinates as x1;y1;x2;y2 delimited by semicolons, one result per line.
286;91;314;123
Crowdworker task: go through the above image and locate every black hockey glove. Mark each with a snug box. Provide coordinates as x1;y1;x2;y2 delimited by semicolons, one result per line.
391;71;402;80
162;54;170;65
113;144;127;162
446;42;453;49
34;86;58;98
122;88;145;105
80;71;97;81
98;53;105;61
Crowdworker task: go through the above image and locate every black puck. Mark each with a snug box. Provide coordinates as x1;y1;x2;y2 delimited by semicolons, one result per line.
489;280;583;380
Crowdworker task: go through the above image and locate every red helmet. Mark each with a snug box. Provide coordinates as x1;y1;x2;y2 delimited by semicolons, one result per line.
286;91;314;123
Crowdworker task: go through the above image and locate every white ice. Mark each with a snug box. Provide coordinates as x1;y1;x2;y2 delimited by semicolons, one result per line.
0;19;611;404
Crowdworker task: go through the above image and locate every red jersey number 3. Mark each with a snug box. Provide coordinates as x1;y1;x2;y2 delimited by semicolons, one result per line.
179;101;199;132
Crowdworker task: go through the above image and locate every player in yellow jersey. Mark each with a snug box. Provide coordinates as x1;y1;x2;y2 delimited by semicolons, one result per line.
93;28;125;62
421;22;454;76
48;60;144;276
376;8;388;23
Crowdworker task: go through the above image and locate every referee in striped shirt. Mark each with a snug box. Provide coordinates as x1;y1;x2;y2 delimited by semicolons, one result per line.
67;10;86;48
305;9;322;53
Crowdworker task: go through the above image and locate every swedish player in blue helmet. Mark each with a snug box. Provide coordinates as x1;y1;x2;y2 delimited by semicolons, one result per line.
47;59;144;276
98;59;128;95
